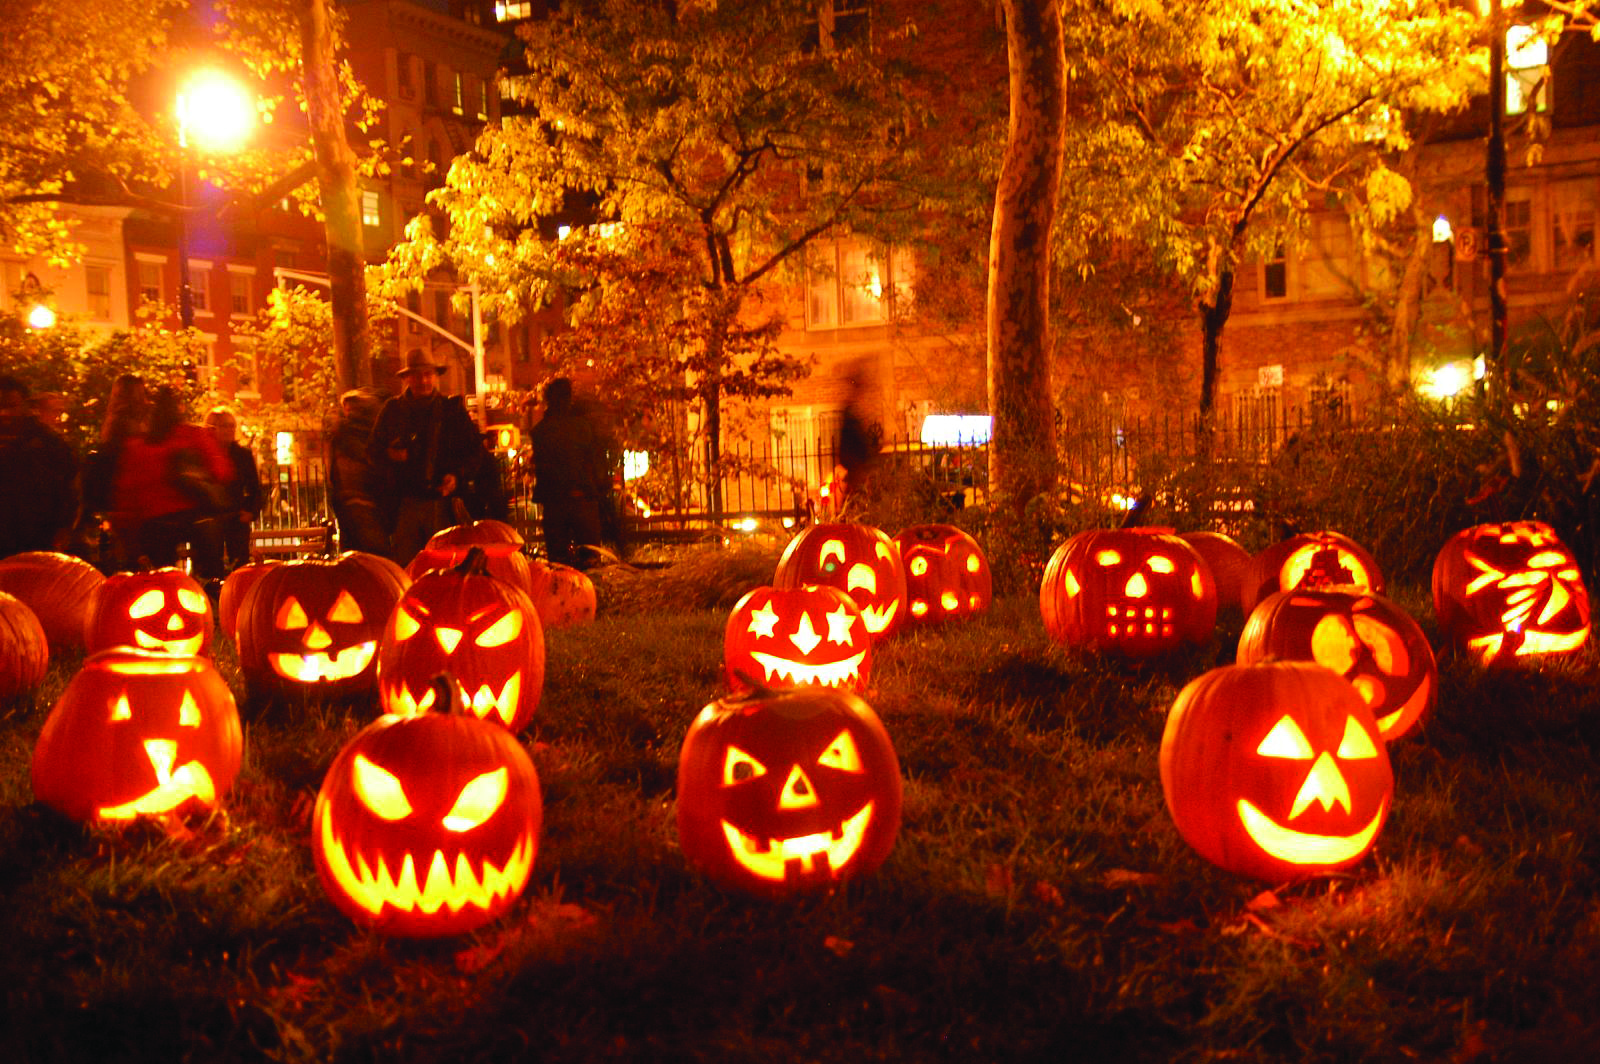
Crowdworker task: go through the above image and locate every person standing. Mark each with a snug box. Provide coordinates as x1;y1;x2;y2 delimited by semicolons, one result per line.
326;388;391;556
204;406;262;573
75;373;149;569
529;377;606;568
112;386;232;579
367;348;485;566
0;375;80;558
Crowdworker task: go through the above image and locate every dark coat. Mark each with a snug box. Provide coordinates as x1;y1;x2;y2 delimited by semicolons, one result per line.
368;391;484;500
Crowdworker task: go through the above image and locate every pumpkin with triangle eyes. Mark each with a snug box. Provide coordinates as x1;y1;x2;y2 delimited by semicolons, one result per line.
724;585;870;694
31;647;242;824
377;549;545;731
84;567;214;658
1039;527;1217;656
312;676;541;937
1242;530;1384;613
1238;588;1436;742
774;522;906;641
677;685;902;898
406;519;534;596
893;524;992;626
235;551;409;696
1432;520;1592;666
1160;661;1393;883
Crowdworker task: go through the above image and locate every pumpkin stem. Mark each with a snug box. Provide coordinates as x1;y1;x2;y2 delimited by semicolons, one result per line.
453;546;490;578
1119;494;1151;530
430;672;472;717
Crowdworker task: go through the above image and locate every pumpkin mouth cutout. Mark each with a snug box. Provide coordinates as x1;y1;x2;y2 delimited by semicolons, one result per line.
97;739;216;820
132;630;205;656
719;801;874;882
858;601;898;634
1236;796;1388;867
271;642;377;683
316;806;536;917
747;650;867;689
385;673;524;728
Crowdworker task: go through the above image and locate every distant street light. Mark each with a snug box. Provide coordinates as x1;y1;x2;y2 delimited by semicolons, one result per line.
174;68;258;330
20;273;54;330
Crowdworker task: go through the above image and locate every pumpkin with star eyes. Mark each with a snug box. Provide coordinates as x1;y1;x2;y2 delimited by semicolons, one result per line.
526;559;597;629
1039;527;1217;656
893;524;991;626
0;550;105;652
312;675;542;937
676;684;901;898
31;647;242;824
1242;530;1384;613
724;585;870;695
1238;588;1436;742
1433;520;1592;666
0;591;48;698
1160;660;1393;883
235;551;409;696
406;519;534;596
84;567;214;658
773;522;906;641
377;549;545;731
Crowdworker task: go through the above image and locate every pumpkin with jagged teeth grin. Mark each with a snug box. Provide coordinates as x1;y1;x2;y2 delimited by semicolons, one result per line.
677;685;901;897
774;523;906;641
724;585;870;695
894;523;992;626
84;567;213;657
1433;520;1592;665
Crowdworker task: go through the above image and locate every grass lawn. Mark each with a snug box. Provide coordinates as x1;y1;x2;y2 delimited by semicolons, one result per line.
2;563;1599;1063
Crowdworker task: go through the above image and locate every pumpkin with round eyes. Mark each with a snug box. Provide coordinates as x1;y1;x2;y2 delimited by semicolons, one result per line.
0;591;48;698
677;685;901;897
312;676;541;936
893;524;992;626
235;551;409;696
377;549;545;731
407;519;534;596
724;585;870;694
1238;589;1436;742
773;523;906;641
84;567;214;658
0;550;105;652
1039;528;1217;656
526;559;597;629
31;647;242;824
1433;520;1592;666
1160;661;1393;883
1242;531;1384;613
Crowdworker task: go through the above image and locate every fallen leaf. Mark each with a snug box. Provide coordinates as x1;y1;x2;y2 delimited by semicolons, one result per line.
1101;868;1160;888
1246;889;1281;912
823;935;853;957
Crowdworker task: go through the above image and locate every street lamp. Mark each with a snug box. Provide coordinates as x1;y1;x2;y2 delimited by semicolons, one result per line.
174;68;257;330
20;273;55;330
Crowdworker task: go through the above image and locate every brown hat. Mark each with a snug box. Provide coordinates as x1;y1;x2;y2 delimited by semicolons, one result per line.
397;348;445;376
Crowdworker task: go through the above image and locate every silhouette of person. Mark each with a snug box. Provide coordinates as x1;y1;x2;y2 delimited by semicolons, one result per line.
204;406;262;573
327;388;392;556
112;385;232;579
75;373;149;569
0;374;79;558
529;377;606;567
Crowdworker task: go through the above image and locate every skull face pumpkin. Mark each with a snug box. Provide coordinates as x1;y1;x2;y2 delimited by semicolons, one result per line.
1160;661;1393;883
724;585;870;694
84;567;213;657
677;686;902;897
1040;528;1217;656
32;647;242;824
1433;521;1592;666
893;524;992;626
774;523;906;640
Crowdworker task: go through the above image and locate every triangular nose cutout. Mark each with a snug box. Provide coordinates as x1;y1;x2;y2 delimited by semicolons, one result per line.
779;764;820;810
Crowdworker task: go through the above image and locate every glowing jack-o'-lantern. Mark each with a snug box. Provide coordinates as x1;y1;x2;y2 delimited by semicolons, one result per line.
677;685;901;897
774;523;906;640
312;676;542;937
1242;531;1384;613
1238;589;1436;742
1039;527;1217;656
235;551;409;696
526;559;597;629
1160;661;1393;883
724;585;871;694
84;567;214;658
893;524;992;626
31;647;242;824
407;519;534;596
0;591;48;698
1432;520;1592;666
377;549;545;731
0;550;105;652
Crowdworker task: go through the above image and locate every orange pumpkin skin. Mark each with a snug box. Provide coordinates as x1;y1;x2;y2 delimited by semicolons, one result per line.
893;523;992;626
1432;520;1592;666
31;647;242;824
0;591;48;698
1160;661;1393;883
724;585;870;695
84;567;214;658
1180;531;1252;615
312;691;541;937
0;551;105;652
526;560;597;629
1238;589;1436;742
676;686;901;898
774;523;907;641
407;519;534;596
1039;528;1217;656
218;559;280;642
1242;531;1384;614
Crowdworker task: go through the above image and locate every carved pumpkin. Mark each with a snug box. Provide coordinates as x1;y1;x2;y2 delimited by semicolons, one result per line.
1160;661;1393;883
1180;530;1252;615
1432;520;1592;666
526;559;597;629
218;558;280;643
377;549;545;731
724;585;870;694
312;676;541;937
84;567;213;658
407;519;534;596
1039;527;1217;656
893;523;992;626
235;551;409;696
774;523;906;640
0;591;48;698
31;647;242;824
1242;531;1384;613
677;685;901;897
0;550;105;652
1238;589;1436;742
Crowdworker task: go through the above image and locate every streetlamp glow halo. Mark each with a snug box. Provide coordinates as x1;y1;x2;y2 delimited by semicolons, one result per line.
177;70;257;152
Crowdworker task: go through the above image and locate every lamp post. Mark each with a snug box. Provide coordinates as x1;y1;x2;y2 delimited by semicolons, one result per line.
174;69;257;330
1486;0;1509;397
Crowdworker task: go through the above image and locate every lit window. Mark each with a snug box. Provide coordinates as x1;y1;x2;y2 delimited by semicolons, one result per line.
478;80;490;121
361;189;381;228
137;261;164;305
806;239;909;330
85;265;112;320
1552;180;1596;271
495;1;532;21
1505;26;1549;116
230;272;253;316
452;72;465;116
1301;216;1352;297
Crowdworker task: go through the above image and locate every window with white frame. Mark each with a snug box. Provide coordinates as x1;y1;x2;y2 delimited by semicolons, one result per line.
187;262;209;312
85;265;112;320
806;239;912;329
1506;25;1549;116
1552;180;1597;271
361;189;381;228
234;340;259;397
452;72;465;115
229;271;254;316
137;260;164;305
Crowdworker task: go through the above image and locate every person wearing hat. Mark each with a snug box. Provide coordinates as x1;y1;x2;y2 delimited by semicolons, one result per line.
367;348;487;565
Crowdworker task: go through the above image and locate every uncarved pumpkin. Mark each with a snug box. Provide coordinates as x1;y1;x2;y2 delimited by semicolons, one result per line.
0;591;48;698
526;559;597;629
1180;530;1252;615
0;550;106;652
407;519;534;596
218;559;281;642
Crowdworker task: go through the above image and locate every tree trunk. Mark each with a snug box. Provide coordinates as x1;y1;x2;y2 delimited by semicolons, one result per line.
987;0;1065;512
1198;267;1235;417
295;0;372;392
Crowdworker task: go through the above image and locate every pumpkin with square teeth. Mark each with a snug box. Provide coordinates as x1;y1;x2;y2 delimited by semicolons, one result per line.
312;675;541;936
1160;661;1393;882
893;523;992;626
724;585;870;694
378;549;545;731
1432;520;1591;666
84;567;214;658
677;685;901;897
1040;527;1217;656
774;523;906;640
31;647;242;824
